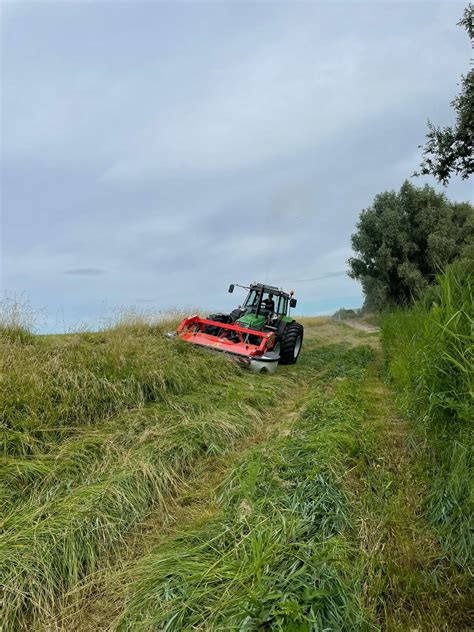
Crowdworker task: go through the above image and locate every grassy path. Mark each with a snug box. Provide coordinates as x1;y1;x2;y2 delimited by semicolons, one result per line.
51;383;312;630
43;319;350;629
8;319;469;630
351;358;471;630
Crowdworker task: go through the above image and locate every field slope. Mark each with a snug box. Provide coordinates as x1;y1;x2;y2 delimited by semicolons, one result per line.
1;317;471;630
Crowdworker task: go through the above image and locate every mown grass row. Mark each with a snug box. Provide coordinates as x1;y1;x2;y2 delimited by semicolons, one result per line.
5;340;374;632
350;360;472;630
103;348;376;630
1;318;257;513
381;260;473;569
1;409;262;629
1;391;289;630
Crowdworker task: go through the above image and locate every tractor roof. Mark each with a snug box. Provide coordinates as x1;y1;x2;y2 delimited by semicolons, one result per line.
250;282;291;298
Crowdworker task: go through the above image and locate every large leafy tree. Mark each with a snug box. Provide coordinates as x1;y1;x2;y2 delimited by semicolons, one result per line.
416;4;474;184
348;181;473;310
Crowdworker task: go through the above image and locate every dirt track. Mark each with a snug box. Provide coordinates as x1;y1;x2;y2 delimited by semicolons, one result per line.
340;320;380;333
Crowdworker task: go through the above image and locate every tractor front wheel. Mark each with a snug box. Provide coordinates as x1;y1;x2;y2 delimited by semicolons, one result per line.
230;308;244;322
204;314;229;335
279;322;304;365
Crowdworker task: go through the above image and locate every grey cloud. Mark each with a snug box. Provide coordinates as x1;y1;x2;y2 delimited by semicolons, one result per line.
2;1;472;332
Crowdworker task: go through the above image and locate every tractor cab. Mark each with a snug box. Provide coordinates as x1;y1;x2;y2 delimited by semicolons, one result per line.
229;283;297;331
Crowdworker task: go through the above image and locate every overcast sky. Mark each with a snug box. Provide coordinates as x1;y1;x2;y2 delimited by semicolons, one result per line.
1;0;472;331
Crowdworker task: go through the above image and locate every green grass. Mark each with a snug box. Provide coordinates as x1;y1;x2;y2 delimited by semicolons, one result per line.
102;339;471;632
1;318;231;454
113;355;376;631
381;260;473;569
2;298;472;631
350;361;472;630
0;312;301;630
0;296;36;344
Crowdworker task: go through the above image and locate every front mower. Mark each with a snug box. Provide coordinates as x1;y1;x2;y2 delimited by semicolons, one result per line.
172;283;304;373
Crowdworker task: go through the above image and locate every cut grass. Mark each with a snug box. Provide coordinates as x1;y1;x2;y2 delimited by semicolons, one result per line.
350;359;472;630
1;372;297;629
62;335;471;632
111;354;376;631
5;315;349;629
2;309;471;631
108;342;471;632
1;323;241;455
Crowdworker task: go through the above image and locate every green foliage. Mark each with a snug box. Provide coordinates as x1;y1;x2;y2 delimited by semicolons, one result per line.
332;307;360;320
381;261;473;566
349;180;473;310
416;4;474;184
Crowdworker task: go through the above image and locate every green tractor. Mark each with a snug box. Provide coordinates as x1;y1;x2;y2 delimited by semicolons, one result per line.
204;282;304;367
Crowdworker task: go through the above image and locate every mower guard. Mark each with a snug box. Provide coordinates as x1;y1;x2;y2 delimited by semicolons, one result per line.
175;315;279;372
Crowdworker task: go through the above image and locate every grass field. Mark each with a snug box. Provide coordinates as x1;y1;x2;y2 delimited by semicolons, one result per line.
1;306;471;630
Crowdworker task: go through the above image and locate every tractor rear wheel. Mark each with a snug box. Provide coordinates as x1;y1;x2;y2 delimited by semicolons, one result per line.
279;322;304;365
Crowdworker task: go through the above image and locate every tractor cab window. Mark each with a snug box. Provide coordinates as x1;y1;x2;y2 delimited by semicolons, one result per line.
275;296;288;315
244;289;259;312
244;289;287;315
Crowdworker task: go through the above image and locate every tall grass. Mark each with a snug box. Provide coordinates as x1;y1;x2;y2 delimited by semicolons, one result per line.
1;317;231;456
382;260;473;567
0;294;36;343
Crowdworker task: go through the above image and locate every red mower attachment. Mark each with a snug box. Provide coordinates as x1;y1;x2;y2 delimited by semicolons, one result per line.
167;281;303;373
174;315;280;373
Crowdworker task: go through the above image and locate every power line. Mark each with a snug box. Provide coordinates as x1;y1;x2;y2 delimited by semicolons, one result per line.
282;271;348;284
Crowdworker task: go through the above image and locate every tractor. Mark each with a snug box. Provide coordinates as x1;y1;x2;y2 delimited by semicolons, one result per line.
172;283;304;373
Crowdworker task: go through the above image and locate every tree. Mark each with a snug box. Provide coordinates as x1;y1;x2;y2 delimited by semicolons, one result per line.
416;4;474;184
348;181;474;310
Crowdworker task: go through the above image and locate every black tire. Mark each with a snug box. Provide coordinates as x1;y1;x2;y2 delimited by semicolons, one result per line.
279;322;304;365
204;313;229;335
230;308;244;322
